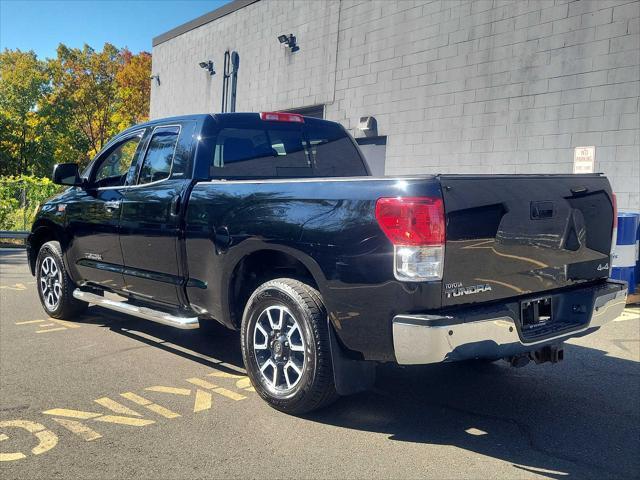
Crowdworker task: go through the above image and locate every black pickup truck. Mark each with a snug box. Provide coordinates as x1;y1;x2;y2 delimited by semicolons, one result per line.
28;112;627;413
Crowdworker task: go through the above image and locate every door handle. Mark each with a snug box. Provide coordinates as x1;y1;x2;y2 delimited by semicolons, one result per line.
170;195;181;216
104;200;121;210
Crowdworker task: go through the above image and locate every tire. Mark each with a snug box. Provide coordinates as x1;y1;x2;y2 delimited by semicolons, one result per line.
36;241;87;319
241;278;338;414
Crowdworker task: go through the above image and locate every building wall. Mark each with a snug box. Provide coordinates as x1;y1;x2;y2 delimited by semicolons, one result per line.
151;0;640;209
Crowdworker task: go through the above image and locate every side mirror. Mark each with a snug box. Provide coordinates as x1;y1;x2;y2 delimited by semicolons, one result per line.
52;163;83;187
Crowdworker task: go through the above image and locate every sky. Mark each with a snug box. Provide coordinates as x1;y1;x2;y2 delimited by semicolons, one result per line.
0;0;230;59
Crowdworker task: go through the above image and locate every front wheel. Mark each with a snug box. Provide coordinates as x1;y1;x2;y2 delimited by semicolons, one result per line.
36;241;87;319
241;278;337;414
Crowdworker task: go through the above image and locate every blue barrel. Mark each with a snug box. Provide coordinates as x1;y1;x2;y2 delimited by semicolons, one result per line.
611;212;639;294
636;214;640;292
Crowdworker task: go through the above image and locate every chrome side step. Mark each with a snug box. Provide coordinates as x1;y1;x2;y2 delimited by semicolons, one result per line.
72;289;199;329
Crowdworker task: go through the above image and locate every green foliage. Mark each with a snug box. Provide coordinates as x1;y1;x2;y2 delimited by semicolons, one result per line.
0;49;52;176
0;175;62;230
0;44;152;178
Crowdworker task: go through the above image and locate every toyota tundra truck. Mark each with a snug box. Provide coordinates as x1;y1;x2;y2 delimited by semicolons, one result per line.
27;112;627;413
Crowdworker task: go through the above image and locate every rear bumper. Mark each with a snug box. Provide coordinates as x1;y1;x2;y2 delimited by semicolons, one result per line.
392;279;628;365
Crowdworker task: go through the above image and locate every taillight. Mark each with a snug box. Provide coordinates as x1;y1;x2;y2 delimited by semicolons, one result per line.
375;197;445;282
259;112;304;123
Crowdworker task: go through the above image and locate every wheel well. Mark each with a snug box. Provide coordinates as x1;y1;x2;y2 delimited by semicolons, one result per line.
28;226;58;274
228;250;318;329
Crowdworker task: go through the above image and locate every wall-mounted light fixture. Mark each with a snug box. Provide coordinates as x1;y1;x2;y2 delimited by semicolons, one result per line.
199;60;216;76
149;74;160;86
358;116;378;137
278;34;299;53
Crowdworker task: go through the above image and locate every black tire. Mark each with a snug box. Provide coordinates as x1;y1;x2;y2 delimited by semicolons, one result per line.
241;278;338;414
36;241;87;319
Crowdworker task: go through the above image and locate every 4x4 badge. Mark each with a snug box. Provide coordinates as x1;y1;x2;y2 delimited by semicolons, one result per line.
597;263;609;271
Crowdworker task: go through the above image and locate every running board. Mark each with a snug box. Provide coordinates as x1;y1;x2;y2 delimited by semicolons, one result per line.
72;289;199;329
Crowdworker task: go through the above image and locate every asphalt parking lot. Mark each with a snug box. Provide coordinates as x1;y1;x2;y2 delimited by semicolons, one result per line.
1;248;639;479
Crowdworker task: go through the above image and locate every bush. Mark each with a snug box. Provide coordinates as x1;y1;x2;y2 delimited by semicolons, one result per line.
0;175;63;231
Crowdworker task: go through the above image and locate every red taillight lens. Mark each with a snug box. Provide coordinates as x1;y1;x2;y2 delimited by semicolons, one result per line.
259;112;304;123
612;193;617;228
375;197;445;246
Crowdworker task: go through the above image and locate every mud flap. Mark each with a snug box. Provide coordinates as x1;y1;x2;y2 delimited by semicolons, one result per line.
328;320;376;395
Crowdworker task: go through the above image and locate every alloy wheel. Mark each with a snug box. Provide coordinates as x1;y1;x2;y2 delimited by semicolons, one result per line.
39;256;62;311
253;305;306;394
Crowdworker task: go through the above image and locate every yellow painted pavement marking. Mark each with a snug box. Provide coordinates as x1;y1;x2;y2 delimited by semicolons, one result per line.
145;386;191;396
193;390;213;412
0;283;27;291
35;327;67;334
235;377;255;392
120;392;151;405
42;409;101;420
120;392;180;419
15;319;45;325
51;418;102;441
94;416;154;427
186;377;246;401
50;319;81;329
2;371;254;462
94;397;142;417
39;323;55;327
0;420;58;462
42;408;152;427
186;377;217;389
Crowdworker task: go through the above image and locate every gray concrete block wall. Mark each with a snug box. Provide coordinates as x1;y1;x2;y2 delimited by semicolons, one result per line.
151;0;640;209
151;1;340;118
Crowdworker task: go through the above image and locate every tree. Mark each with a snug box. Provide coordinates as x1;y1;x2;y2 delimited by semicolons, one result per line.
0;49;51;176
48;43;122;161
114;49;152;131
0;44;152;175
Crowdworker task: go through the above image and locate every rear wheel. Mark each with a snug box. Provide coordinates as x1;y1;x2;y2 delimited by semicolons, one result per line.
241;278;337;414
36;241;87;319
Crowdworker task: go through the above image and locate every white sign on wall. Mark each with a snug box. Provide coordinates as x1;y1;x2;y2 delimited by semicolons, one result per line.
573;146;595;174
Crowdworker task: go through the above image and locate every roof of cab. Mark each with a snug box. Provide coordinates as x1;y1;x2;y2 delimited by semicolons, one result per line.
121;112;334;136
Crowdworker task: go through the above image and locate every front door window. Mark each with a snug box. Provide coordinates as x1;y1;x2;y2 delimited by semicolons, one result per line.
92;134;143;188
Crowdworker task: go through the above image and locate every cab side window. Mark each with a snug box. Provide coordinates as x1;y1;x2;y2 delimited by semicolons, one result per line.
137;126;180;185
92;134;143;188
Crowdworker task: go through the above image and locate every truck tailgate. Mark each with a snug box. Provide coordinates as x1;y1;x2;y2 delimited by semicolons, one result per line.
439;175;615;307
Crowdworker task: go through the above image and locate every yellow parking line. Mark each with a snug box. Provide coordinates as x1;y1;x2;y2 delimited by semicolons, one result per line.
94;397;142;417
42;409;101;420
35;328;67;334
50;319;81;329
235;377;255;391
193;390;212;412
94;416;155;427
120;392;152;405
120;392;180;419
186;377;246;401
15;320;45;325
145;386;191;396
52;418;102;441
212;387;246;401
186;377;217;389
39;323;55;327
0;420;58;461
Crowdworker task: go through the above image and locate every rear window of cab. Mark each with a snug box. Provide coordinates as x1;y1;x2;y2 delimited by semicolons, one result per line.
208;121;368;179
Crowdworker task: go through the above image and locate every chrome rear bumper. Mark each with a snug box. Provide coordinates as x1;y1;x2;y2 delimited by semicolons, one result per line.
393;280;628;365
